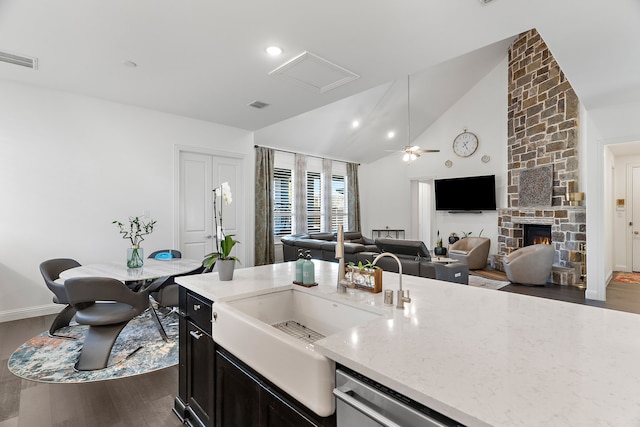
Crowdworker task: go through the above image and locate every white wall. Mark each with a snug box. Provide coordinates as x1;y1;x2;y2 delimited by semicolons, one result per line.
0;81;254;321
360;56;508;257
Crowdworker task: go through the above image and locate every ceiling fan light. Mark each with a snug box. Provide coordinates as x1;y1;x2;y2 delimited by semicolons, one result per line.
402;152;411;162
410;145;420;152
410;153;418;161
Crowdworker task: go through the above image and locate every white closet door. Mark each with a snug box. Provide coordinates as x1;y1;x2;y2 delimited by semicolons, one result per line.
179;151;244;263
180;152;213;261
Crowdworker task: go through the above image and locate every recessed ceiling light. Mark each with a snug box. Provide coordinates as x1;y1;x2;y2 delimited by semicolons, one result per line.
387;131;396;139
266;46;283;56
352;120;360;128
123;60;138;68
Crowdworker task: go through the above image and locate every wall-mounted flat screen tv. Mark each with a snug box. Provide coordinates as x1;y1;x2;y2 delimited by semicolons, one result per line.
434;175;496;211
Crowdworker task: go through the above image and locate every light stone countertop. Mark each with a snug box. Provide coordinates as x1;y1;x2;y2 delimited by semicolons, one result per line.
176;261;640;427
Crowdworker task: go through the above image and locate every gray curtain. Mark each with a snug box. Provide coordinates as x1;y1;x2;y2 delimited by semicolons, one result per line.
254;146;275;265
347;162;361;232
294;154;308;233
322;158;332;232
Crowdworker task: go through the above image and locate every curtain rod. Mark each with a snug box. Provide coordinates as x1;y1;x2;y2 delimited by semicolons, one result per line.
254;145;360;166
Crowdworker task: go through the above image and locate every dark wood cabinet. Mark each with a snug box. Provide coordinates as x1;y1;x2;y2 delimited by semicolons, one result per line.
215;349;261;427
215;347;335;427
261;386;321;427
175;287;335;427
174;287;215;427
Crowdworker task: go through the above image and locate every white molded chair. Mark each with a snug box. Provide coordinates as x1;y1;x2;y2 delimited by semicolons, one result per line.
503;244;555;285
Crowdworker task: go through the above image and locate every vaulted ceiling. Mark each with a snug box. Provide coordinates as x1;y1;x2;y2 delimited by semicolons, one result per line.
1;0;638;163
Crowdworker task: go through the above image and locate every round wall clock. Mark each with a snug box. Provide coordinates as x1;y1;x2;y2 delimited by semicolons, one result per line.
452;131;479;157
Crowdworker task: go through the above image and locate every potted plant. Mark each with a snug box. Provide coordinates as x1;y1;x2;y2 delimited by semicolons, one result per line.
204;182;241;280
434;230;447;256
348;260;382;290
347;261;367;285
113;216;157;268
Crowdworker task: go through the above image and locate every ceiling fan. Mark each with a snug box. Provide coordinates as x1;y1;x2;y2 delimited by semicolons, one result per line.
401;145;440;162
396;75;440;162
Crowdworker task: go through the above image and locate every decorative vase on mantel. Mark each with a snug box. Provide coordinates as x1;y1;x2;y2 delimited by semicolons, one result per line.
217;259;236;281
127;245;144;269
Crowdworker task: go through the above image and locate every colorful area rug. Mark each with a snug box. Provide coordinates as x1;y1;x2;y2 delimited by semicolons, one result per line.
8;310;178;383
611;271;640;285
468;275;510;290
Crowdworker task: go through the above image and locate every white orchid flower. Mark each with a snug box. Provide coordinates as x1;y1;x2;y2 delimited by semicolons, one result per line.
216;225;225;240
220;182;233;204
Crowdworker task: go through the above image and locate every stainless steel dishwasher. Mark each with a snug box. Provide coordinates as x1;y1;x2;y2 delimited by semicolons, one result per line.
334;368;464;427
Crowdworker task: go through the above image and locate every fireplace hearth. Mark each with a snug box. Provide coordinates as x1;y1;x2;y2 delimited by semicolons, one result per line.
496;207;586;287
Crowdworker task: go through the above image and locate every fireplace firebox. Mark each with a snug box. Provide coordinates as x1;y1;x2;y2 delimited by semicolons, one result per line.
523;224;552;246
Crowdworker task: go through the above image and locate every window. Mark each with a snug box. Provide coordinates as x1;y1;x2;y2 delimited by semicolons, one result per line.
306;171;321;232
273;152;349;236
331;175;347;231
273;167;292;237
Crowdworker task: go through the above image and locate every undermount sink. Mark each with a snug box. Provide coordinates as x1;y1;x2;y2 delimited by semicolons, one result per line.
213;287;383;417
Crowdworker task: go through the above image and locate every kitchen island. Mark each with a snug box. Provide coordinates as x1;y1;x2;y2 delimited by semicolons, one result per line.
176;261;640;426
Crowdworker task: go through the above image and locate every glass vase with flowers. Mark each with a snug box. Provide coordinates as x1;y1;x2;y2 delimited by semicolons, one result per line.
113;216;157;268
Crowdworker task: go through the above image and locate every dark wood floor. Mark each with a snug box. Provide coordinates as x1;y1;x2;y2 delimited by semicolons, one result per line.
0;314;183;427
2;277;639;426
498;275;640;315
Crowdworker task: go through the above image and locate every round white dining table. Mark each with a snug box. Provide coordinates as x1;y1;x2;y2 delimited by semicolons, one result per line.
58;258;203;282
57;258;203;342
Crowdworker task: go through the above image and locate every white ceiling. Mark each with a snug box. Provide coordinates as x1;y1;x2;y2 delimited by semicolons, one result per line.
1;0;639;163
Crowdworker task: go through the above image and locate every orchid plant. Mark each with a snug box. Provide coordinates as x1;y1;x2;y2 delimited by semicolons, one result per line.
204;182;240;270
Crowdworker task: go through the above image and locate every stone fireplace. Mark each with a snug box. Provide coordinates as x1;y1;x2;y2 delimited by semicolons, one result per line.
494;29;586;287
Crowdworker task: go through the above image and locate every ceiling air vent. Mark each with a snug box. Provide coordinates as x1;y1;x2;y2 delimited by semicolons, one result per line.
0;50;38;69
249;100;269;109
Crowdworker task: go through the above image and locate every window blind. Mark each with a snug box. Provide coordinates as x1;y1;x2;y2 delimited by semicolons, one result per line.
273;167;292;236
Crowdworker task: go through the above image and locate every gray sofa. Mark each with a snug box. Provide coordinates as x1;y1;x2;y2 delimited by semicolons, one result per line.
281;232;379;264
281;233;469;285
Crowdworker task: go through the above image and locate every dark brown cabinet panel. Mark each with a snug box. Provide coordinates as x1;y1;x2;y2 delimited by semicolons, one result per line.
186;320;214;426
261;388;319;427
215;347;335;427
215;349;261;427
174;287;214;427
175;287;335;427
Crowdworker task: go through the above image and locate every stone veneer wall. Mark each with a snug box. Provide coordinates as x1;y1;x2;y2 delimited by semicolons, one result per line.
497;29;586;286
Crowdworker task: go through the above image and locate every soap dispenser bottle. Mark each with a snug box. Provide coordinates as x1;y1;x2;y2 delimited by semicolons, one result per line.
295;249;304;283
302;250;315;285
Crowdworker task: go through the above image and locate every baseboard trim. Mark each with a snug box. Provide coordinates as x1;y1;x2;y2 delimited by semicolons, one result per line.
0;304;61;323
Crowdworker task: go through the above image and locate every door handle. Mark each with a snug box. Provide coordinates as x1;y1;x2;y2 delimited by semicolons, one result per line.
204;235;213;239
190;330;203;340
635;231;639;235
